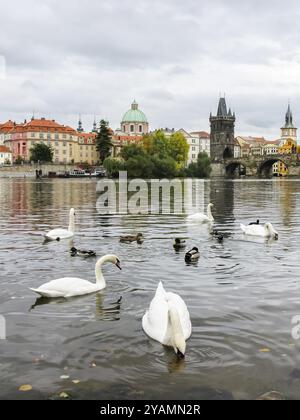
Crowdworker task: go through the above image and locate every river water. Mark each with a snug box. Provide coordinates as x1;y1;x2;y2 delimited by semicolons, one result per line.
0;177;300;400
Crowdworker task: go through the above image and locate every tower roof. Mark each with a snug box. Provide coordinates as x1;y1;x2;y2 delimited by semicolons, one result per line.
284;104;294;128
217;97;228;117
121;100;148;123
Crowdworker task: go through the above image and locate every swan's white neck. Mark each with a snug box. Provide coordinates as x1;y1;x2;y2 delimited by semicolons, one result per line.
95;256;114;287
207;205;214;221
168;306;185;353
68;214;75;233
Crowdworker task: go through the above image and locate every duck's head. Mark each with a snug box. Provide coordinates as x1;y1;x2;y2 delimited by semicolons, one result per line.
191;247;199;252
174;238;183;244
265;222;279;240
137;233;143;239
70;247;77;253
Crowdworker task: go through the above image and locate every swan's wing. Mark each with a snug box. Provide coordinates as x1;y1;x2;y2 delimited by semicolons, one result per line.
241;224;265;236
46;228;72;239
166;292;192;340
31;277;95;297
240;224;247;233
142;285;169;344
187;213;210;223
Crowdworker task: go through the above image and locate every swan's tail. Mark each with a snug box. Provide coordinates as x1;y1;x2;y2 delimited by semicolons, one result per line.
240;224;247;233
29;288;57;298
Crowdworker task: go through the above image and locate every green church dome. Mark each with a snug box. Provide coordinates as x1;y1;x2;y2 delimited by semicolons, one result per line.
121;100;148;123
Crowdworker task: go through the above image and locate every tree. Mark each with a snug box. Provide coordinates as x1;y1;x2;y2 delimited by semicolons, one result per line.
142;130;169;158
103;157;124;178
168;132;189;166
96;120;113;163
186;152;212;178
120;144;145;160
30;143;53;163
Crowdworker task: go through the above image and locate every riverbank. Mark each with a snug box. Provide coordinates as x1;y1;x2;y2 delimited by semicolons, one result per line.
0;163;77;178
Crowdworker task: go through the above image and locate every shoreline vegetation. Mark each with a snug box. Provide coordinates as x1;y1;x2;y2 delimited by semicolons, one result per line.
103;130;212;179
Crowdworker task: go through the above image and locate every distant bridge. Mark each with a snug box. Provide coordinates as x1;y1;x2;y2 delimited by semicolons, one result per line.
212;154;300;177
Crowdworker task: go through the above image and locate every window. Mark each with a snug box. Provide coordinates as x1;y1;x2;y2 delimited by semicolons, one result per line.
63;142;67;147
123;125;126;132
139;125;142;133
63;134;66;139
39;133;44;139
55;141;59;146
192;139;195;144
55;134;59;140
47;134;51;140
192;154;196;159
32;132;36;138
63;150;66;155
130;125;134;132
192;147;195;151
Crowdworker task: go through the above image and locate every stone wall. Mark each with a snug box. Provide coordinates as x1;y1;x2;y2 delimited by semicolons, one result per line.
0;163;77;177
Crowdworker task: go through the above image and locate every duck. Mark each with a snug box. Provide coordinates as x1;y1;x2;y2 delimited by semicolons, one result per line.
217;235;224;243
120;233;144;243
240;222;278;239
173;238;186;250
45;208;75;241
185;247;200;262
142;282;192;358
30;255;121;298
187;203;214;223
249;220;260;225
70;247;96;258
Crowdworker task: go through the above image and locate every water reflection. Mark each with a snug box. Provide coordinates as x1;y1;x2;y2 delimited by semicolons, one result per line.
1;178;300;400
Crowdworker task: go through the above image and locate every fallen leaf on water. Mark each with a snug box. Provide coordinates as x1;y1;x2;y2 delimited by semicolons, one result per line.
59;392;69;399
19;385;33;392
259;348;270;353
60;375;70;380
72;380;80;384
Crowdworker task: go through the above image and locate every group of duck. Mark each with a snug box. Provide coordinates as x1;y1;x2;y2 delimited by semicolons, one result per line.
29;203;278;359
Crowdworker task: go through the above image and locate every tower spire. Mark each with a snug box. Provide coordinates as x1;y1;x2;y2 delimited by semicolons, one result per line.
92;115;97;133
77;114;84;132
285;103;294;128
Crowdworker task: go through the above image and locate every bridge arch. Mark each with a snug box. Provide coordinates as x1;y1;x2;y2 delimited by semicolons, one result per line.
258;158;288;177
225;161;247;177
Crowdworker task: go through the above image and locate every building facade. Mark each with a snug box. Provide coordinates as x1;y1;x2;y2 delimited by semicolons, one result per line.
0;145;12;164
210;97;236;161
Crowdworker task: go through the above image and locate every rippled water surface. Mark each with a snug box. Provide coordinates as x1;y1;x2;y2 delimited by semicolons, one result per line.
1;177;300;400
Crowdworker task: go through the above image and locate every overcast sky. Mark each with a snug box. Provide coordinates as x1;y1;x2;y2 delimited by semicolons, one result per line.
1;0;300;138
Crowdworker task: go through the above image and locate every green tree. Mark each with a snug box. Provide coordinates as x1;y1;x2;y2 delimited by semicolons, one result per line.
103;157;124;178
186;152;211;178
30;143;53;163
120;144;145;160
168;132;189;166
96;120;113;163
142;130;169;158
151;156;177;178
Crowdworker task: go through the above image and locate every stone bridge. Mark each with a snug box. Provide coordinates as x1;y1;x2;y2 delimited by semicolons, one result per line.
211;154;300;177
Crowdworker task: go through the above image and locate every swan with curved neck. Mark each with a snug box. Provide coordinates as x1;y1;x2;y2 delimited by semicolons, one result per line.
30;255;121;298
45;208;75;241
142;282;191;357
240;222;278;239
187;203;214;223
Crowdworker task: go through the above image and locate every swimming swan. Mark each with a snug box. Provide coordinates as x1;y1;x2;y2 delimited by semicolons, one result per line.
142;282;192;358
187;203;214;223
45;208;75;241
240;222;278;239
30;255;121;298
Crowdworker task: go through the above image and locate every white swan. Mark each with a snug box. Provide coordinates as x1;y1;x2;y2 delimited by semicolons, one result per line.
142;282;192;358
45;208;75;241
240;222;278;239
187;203;214;223
30;255;121;298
